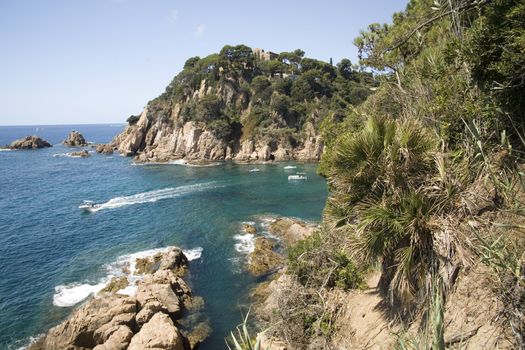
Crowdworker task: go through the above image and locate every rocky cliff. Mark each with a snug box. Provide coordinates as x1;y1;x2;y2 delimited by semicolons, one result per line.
110;45;373;163
112;82;323;163
30;247;208;350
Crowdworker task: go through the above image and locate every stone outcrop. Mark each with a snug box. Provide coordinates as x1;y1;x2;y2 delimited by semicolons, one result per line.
6;136;52;149
96;144;114;154
110;78;324;163
63;130;87;147
246;217;317;277
248;237;283;276
29;247;207;350
269;217;318;247
70;150;90;158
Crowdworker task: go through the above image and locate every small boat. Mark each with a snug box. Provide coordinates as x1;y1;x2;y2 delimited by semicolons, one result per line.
79;200;99;211
283;165;297;170
249;168;260;173
288;174;308;181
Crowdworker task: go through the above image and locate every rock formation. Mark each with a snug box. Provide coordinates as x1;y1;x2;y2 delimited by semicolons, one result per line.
248;237;282;276
96;144;114;154
70;150;90;158
246;217;317;277
6;136;52;149
63;130;87;147
29;247;208;350
111;104;323;163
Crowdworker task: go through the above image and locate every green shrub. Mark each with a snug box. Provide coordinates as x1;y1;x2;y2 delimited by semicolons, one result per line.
126;114;140;125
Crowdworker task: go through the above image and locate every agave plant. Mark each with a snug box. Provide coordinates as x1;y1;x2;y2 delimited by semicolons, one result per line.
226;310;269;350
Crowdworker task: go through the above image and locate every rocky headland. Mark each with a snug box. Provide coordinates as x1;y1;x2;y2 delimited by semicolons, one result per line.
5;136;52;149
101;45;374;164
29;247;209;350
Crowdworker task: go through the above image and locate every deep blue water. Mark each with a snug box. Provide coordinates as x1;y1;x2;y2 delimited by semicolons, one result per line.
0;124;327;350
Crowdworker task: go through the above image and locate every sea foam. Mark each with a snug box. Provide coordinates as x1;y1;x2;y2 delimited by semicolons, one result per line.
86;182;219;212
52;246;203;307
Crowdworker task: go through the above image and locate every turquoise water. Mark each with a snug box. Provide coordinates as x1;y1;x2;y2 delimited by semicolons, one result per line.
0;125;327;349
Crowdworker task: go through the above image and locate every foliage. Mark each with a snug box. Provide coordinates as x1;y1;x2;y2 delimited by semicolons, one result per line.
226;310;268;350
126;114;140;125
288;230;365;291
142;44;373;147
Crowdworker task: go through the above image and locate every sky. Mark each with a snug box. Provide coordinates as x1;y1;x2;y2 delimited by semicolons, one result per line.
0;0;407;126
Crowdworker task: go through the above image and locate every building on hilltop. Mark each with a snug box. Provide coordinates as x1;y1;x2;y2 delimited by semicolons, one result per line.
253;48;278;61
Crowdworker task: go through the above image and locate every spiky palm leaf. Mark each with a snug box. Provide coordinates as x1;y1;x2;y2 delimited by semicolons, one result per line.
327;115;438;304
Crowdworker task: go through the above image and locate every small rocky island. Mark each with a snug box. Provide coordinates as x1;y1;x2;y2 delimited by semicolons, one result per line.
63;130;87;147
30;247;208;350
70;150;90;158
5;136;52;149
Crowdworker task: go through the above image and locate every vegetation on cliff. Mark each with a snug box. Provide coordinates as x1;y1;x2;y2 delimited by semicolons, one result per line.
114;45;377;162
152;45;374;141
253;0;525;348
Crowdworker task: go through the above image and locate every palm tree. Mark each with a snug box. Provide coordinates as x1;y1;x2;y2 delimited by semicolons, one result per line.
326;115;437;305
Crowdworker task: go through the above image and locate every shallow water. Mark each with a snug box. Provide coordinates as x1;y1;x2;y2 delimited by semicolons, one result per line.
0;124;327;349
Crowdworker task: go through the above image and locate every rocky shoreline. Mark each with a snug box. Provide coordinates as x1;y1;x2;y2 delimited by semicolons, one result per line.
29;247;208;350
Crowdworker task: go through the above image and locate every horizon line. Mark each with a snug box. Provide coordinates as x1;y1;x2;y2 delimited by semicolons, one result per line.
0;122;126;127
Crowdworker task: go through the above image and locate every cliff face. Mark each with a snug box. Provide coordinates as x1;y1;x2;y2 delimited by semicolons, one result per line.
112;79;323;163
110;45;373;163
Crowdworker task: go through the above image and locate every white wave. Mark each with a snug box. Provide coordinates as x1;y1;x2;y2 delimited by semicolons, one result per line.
86;182;218;212
52;246;203;307
169;159;187;165
12;334;44;350
233;233;256;254
53;282;107;307
228;257;243;274
184;247;203;261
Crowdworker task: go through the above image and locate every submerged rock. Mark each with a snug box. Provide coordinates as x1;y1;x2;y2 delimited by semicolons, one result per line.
29;246;206;350
63;130;87;147
7;136;52;149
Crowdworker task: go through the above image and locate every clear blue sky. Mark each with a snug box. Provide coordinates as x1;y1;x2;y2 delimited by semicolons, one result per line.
0;0;407;126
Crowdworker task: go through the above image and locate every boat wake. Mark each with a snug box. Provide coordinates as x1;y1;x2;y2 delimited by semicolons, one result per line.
52;246;203;307
84;182;219;212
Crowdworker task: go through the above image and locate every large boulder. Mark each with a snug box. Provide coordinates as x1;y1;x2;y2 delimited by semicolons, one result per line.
128;312;185;350
7;136;52;149
29;296;137;349
93;325;134;350
63;130;87;147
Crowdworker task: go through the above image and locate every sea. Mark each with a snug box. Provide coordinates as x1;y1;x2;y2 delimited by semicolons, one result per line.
0;124;327;350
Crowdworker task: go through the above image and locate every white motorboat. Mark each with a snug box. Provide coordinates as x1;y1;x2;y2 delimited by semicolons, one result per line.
249;168;260;172
288;174;308;181
283;165;297;170
79;200;100;211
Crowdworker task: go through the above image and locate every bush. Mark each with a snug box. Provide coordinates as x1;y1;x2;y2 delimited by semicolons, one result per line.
287;230;364;290
126;114;140;125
